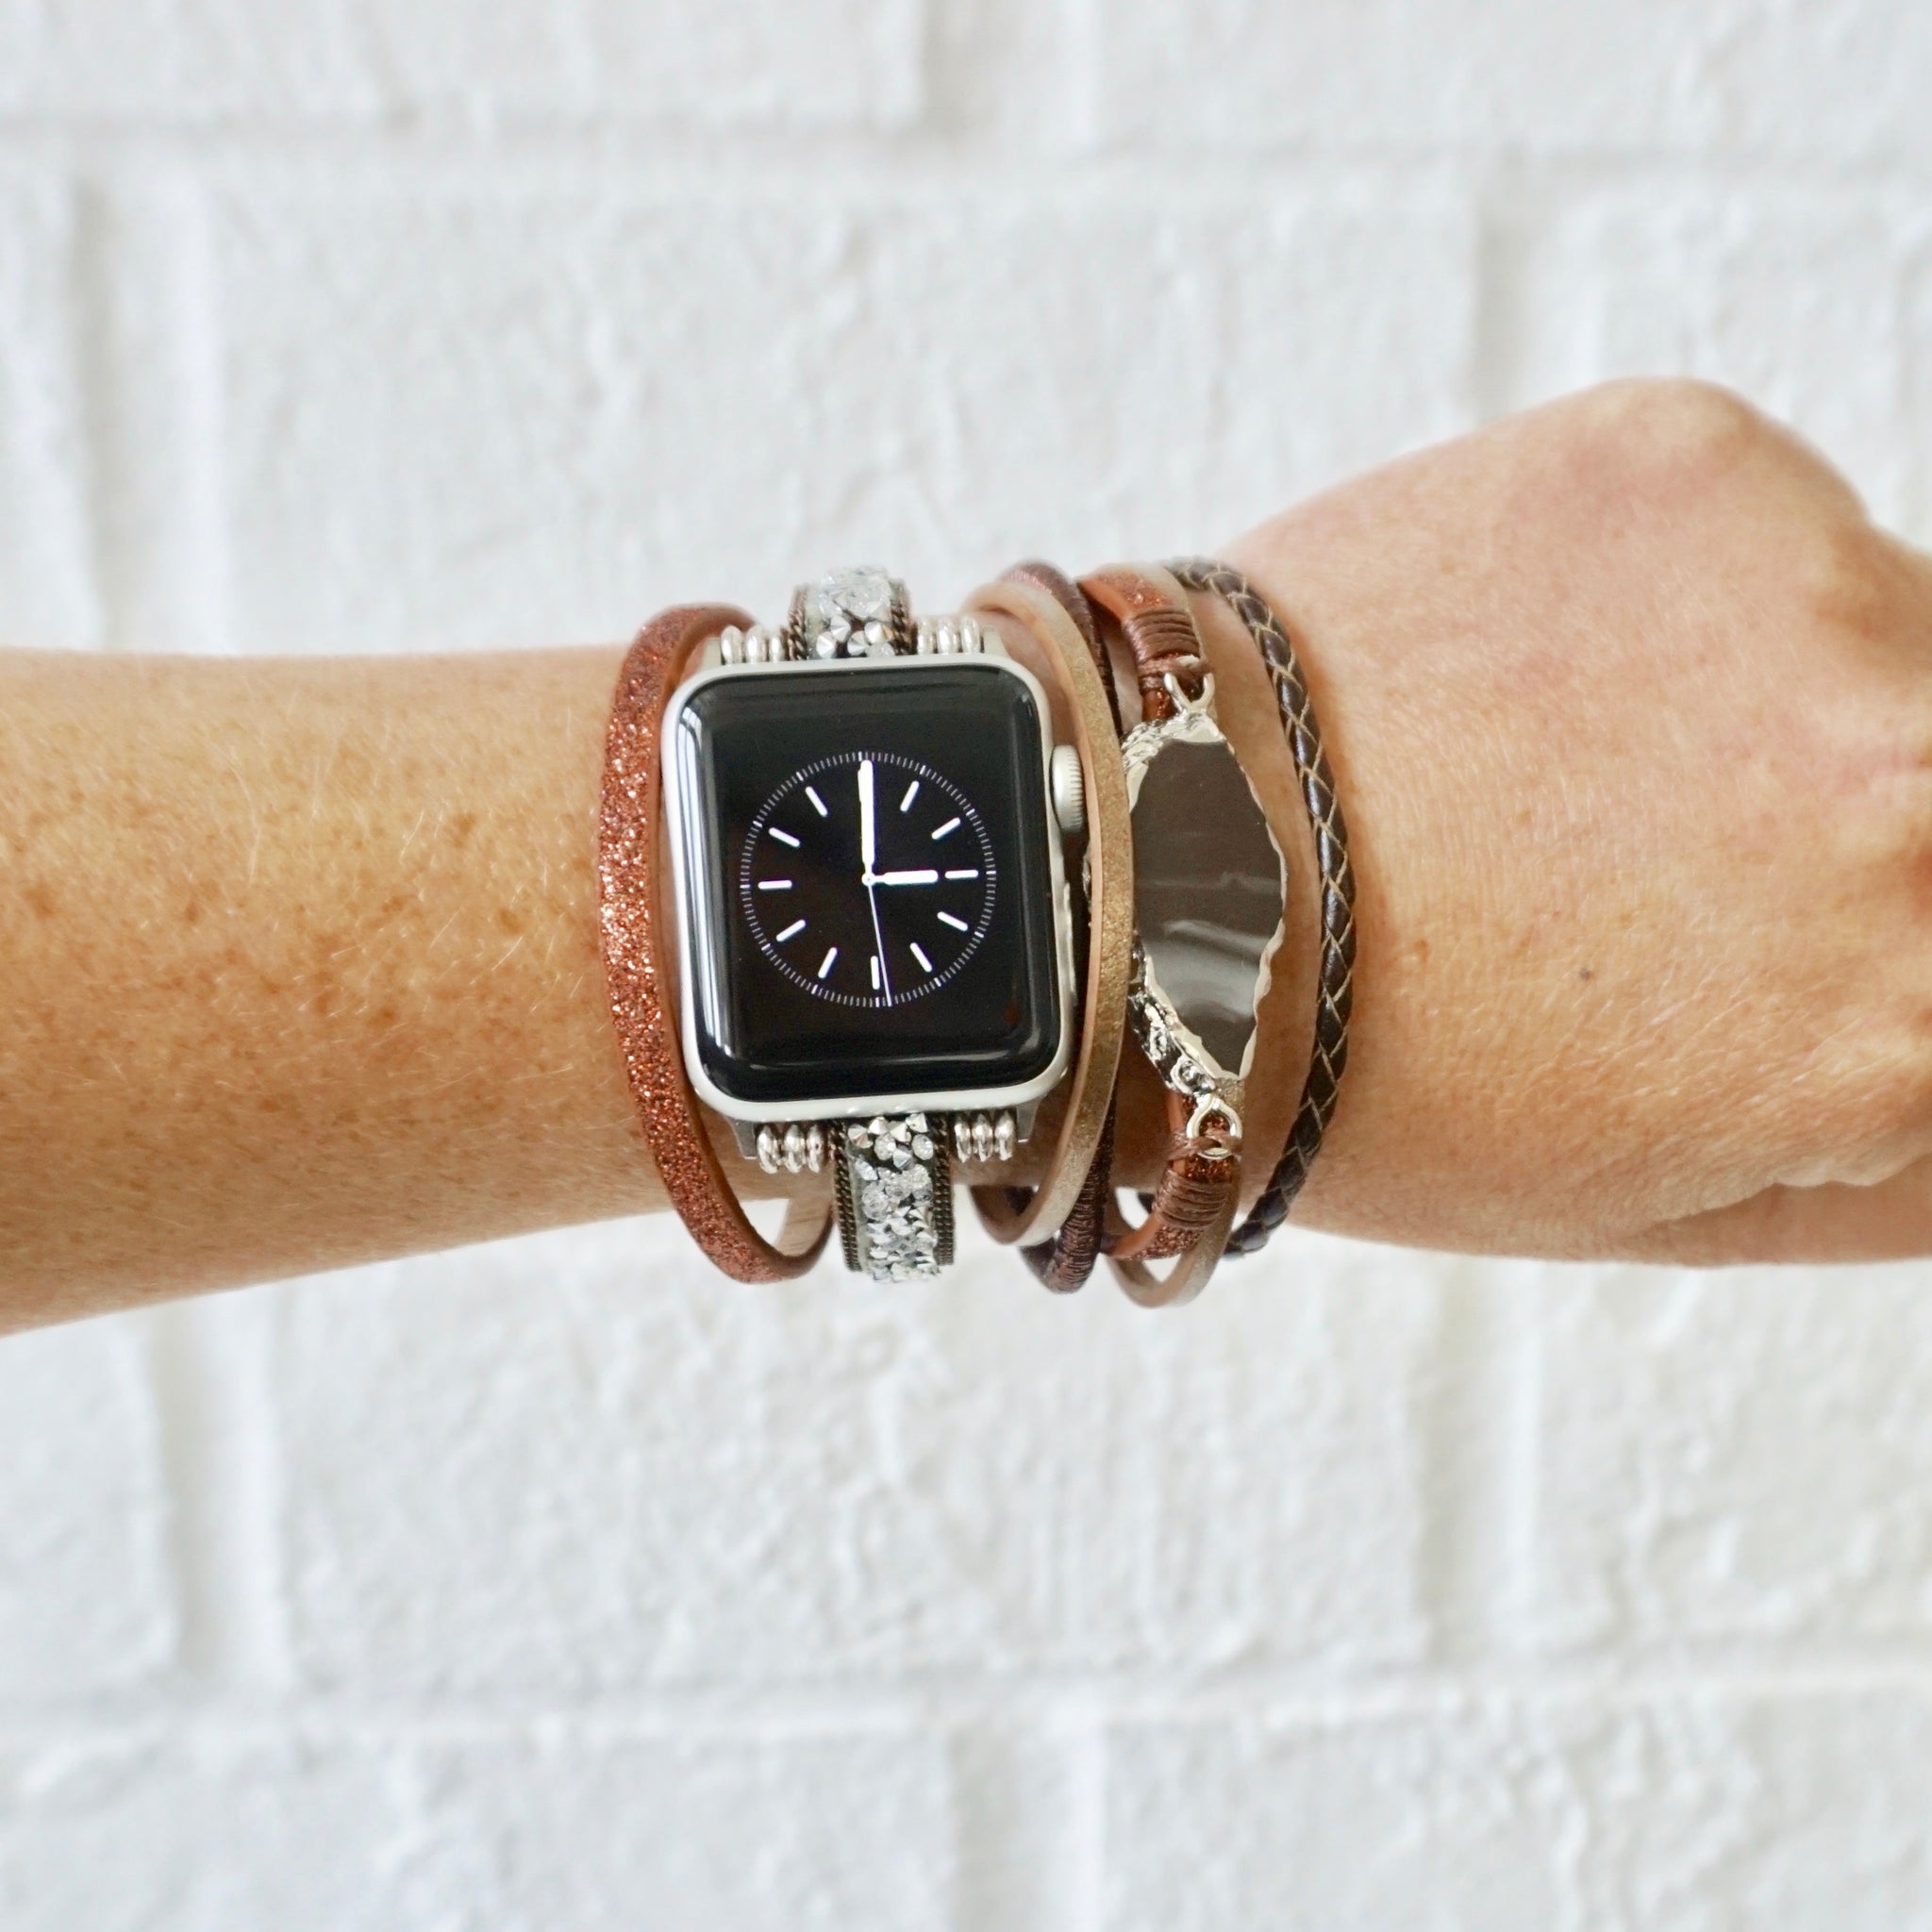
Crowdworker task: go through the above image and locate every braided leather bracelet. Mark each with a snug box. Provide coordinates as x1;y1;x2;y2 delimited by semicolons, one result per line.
1167;558;1355;1257
598;605;834;1282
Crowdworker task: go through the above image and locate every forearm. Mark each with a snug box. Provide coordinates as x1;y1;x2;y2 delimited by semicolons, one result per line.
0;645;658;1325
14;380;1932;1331
0;628;1310;1329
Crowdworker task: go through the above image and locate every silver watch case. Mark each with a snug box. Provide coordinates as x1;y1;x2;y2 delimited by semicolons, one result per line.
662;645;1077;1126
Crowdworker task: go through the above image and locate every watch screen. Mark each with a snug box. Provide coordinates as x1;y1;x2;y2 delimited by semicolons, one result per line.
670;659;1064;1108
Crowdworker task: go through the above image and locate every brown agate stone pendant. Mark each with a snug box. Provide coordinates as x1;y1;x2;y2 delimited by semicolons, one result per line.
1120;678;1287;1137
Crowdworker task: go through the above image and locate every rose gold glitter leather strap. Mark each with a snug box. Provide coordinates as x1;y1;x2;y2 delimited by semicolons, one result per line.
962;571;1133;1273
598;604;834;1282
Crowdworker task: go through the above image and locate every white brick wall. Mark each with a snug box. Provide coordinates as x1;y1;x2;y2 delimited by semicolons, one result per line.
4;5;1932;1924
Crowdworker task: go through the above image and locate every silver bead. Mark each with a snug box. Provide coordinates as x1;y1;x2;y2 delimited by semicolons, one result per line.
973;1114;993;1162
720;625;745;665
994;1111;1015;1160
958;615;982;654
804;1123;824;1173
756;1125;781;1174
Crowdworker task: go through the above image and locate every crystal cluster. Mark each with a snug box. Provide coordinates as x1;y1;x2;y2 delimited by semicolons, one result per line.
811;566;900;658
845;1113;943;1280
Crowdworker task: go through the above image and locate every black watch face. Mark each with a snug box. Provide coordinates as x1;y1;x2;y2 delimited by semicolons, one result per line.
670;659;1064;1108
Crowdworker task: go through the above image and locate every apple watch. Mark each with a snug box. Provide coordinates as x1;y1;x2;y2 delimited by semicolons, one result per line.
661;567;1083;1282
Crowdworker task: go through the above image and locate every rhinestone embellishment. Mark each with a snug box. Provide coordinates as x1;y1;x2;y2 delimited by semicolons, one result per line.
842;1112;948;1280
810;566;900;658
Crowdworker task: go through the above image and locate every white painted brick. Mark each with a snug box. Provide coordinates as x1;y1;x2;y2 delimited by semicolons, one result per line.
1551;1693;1932;1927
0;2;923;129
0;1320;175;1701
0;176;97;648
1103;1705;1566;1929
1093;0;1932;159
1102;1692;1932;1930
204;185;1474;652
1512;194;1913;529
1524;1262;1932;1654
0;1726;953;1930
275;1222;1438;1691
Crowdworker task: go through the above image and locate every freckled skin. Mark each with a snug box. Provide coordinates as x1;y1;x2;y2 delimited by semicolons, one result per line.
6;378;1932;1330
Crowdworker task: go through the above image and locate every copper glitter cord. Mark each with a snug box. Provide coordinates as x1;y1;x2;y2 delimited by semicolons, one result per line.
598;604;833;1281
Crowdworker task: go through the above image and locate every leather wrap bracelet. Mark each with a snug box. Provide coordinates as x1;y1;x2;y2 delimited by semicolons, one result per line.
597;553;1352;1307
1079;562;1268;1306
599;604;834;1282
1167;558;1355;1257
962;566;1133;1287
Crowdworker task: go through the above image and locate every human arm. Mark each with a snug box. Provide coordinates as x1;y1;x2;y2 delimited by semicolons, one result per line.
6;378;1928;1333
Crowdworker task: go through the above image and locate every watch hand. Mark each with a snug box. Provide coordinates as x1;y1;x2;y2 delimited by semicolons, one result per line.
874;869;940;886
865;874;892;1004
857;759;892;1000
858;757;876;875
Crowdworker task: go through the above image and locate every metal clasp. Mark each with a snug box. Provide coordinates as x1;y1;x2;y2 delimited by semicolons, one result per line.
1185;1093;1242;1158
1162;667;1216;717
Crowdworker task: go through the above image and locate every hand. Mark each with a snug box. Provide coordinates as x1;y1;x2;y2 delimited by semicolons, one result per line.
1212;377;1932;1263
858;757;892;1000
858;753;876;876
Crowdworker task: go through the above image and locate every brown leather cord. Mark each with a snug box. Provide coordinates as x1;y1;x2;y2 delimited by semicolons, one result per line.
964;561;1130;1291
1077;563;1243;1296
1108;1090;1240;1261
1167;558;1355;1257
598;605;833;1282
1111;1178;1238;1311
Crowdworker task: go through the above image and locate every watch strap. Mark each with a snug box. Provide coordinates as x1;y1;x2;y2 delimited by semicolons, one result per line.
599;604;834;1282
836;1112;955;1280
962;567;1133;1275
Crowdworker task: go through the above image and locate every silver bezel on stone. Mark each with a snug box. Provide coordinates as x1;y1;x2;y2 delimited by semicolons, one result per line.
1118;679;1288;1130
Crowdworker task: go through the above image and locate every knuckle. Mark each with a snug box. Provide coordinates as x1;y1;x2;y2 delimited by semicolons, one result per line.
1582;375;1771;477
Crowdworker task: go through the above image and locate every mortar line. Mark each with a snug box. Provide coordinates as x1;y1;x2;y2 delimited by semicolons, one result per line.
140;1296;293;1696
8;124;1932;192
157;169;238;656
1472;185;1535;424
12;1658;1932;1754
1415;1260;1539;1669
64;175;117;650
